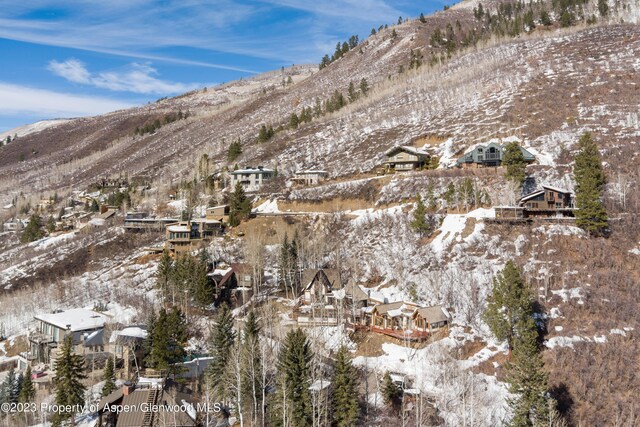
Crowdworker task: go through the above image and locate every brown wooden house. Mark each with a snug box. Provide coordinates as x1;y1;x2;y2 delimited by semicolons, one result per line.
366;302;449;342
518;185;574;217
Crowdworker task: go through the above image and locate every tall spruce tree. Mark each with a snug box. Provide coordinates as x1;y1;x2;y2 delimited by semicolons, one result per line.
507;316;550;427
573;132;608;235
277;329;313;427
382;371;403;413
19;366;35;403
101;358;117;397
51;335;87;427
411;195;432;236
146;307;189;375
229;182;251;227
502;142;527;186
156;250;173;302
207;304;237;402
332;346;360;426
20;214;44;243
483;261;534;350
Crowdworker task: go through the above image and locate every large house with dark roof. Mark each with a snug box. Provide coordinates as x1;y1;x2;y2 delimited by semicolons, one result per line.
456;142;535;168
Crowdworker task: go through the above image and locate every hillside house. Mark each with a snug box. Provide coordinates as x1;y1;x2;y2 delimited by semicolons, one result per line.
206;205;230;223
365;302;449;342
165;219;222;257
518;185;574;217
291;170;327;186
384;146;430;172
2;219;24;232
296;268;342;325
456;142;535;168
337;279;370;325
230;166;274;191
207;263;253;306
29;308;112;363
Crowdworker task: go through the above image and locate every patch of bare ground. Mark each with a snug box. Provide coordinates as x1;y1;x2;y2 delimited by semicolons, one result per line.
233;215;304;244
278;198;373;213
474;350;509;381
3;336;28;357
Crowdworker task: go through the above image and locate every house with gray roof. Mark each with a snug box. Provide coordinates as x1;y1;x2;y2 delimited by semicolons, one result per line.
456;142;535;168
384;146;430;172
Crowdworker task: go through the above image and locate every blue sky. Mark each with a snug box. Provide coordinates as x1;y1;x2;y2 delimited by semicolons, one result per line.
0;1;446;133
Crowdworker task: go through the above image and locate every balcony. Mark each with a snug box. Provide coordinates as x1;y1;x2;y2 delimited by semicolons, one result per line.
370;326;429;342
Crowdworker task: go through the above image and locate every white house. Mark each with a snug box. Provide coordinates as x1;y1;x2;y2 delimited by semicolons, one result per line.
229;166;275;191
291;170;327;186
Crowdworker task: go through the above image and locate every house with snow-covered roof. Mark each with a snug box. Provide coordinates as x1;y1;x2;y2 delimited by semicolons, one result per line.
366;301;449;342
29;308;112;363
384;146;430;172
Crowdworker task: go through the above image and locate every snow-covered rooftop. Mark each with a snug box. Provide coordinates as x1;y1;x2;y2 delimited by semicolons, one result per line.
35;308;111;332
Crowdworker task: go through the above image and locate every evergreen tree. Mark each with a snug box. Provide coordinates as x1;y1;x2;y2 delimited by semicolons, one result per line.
90;199;100;212
20;214;44;243
193;251;214;307
146;308;189;374
502;142;527;186
46;216;56;233
419;12;426;23
332;346;360;426
359;78;369;96
166;307;189;375
227;139;243;162
598;0;609;16
540;10;552;26
319;54;330;69
156;250;174;301
0;368;18;404
507;316;550;427
574;132;608;235
411;196;432;236
483;261;534;350
347;81;358;103
277;329;313;427
19;366;35;403
51;335;87;426
142;309;156;365
289;112;300;129
101;358;117;397
382;371;403;413
444;181;457;208
278;232;300;296
207;304;236;401
229;182;251;227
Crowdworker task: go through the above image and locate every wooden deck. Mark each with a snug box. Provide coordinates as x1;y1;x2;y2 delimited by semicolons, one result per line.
369;326;430;342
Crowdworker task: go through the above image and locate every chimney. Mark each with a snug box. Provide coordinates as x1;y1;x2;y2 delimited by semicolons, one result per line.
122;383;134;396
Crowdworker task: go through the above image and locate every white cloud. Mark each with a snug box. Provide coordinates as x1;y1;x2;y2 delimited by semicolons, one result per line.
47;59;205;94
47;58;91;84
0;82;136;117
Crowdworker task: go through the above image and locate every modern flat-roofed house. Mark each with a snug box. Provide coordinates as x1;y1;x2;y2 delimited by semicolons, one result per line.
291;170;328;186
29;308;112;363
384;146;430;172
230;166;275;191
165;219;222;257
456;142;535;168
518;185;574;217
206;205;230;224
2;219;24;232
